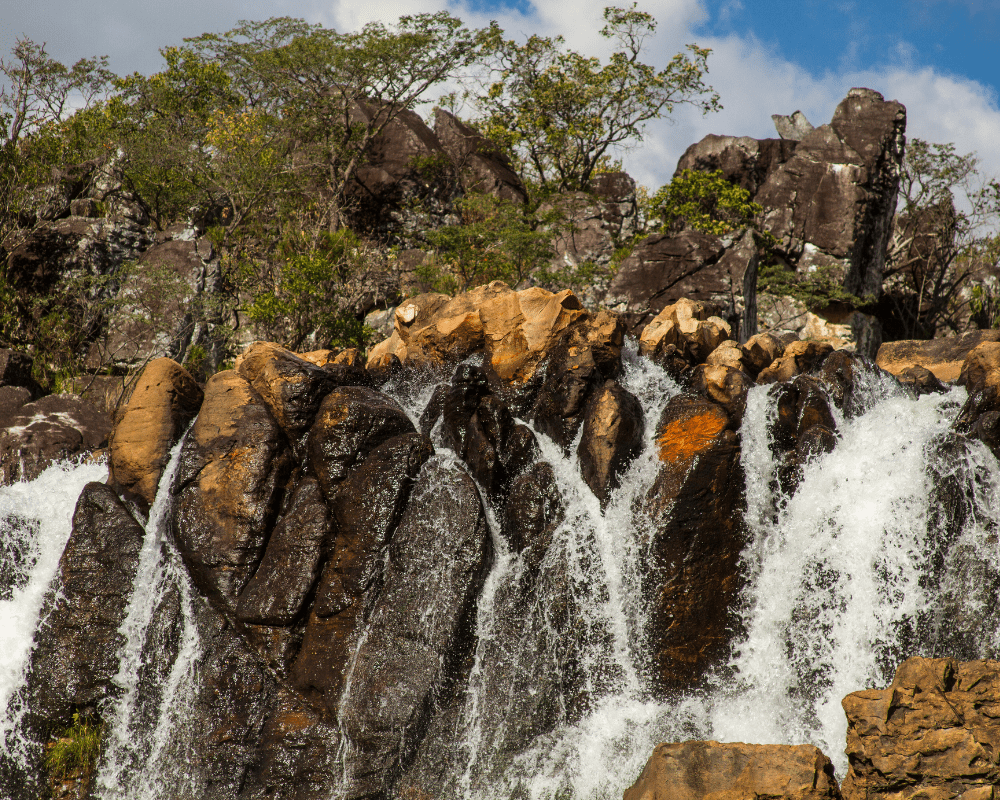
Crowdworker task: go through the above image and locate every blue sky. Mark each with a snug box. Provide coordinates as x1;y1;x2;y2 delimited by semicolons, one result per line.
2;0;998;190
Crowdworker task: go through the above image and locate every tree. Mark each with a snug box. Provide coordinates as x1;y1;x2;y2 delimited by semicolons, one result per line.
882;139;1000;337
649;168;762;236
473;5;720;194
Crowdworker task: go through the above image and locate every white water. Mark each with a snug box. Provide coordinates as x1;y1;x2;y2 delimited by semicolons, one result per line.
95;434;203;800
0;459;109;770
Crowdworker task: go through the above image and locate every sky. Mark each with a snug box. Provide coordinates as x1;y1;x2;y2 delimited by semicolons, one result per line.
2;0;998;192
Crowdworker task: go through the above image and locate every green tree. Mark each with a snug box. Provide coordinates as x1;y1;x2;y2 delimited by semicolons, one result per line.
473;5;719;194
649;168;762;236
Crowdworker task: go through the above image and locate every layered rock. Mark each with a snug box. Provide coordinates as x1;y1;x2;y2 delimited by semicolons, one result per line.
876;330;1000;383
842;657;1000;800
625;741;841;800
674;134;798;195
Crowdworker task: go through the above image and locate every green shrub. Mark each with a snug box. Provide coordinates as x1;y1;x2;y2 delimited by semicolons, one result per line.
45;711;102;782
649;169;763;236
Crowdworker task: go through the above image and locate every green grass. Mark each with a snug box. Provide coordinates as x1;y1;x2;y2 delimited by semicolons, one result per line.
45;711;102;782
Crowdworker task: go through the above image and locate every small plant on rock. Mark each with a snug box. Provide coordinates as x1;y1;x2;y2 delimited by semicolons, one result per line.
45;711;102;787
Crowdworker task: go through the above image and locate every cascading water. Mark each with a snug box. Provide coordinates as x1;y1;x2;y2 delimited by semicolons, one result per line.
95;434;203;800
0;460;109;772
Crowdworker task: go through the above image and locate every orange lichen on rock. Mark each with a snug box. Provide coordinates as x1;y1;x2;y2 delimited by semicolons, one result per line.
656;405;728;467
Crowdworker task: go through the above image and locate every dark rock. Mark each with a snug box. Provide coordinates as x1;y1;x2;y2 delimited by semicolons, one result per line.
334;456;490;798
641;393;744;690
26;483;145;725
307;386;415;501
0;349;40;395
0;395;111;485
172;371;292;609
674;134;798;195
0;386;33;428
531;312;626;448
292;433;431;710
689;363;755;426
816;349;882;417
433;108;527;203
502;461;563;563
770;375;838;452
442;364;537;505
897;365;948;396
639;298;733;366
577;380;644;508
756;88;906;297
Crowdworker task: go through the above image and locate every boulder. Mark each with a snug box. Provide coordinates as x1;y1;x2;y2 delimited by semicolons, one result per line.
0;395;111;485
366;282;587;383
689;363;755;426
876;330;1000;382
0;349;40;396
740;332;785;377
433;108;527;203
957;340;1000;390
108;358;203;506
674;134;798;195
756;88;906;297
625;741;841;800
842;657;1000;800
757;340;834;384
640;393;744;690
639;298;732;365
171;371;293;609
772;110;816;141
577;380;644;508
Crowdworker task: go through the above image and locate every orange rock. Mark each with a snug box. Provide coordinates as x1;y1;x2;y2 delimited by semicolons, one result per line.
876;330;1000;383
640;298;732;364
108;357;202;505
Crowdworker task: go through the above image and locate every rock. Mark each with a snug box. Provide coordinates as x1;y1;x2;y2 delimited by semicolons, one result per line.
705;339;748;371
530;310;626;448
741;332;785;377
604;230;727;315
876;330;1000;383
674;134;798;195
292;433;431;706
333;456;491;798
958;341;1000;390
757;340;834;384
442;364;537;505
577;380;644;508
897;365;948;396
815;350;882;417
367;282;587;383
501;461;563;561
641;393;744;690
108;358;203;506
0;395;111;485
689;363;755;426
0;386;32;428
236;341;339;449
756;88;906;297
0;349;40;395
26;483;146;724
306;386;416;501
171;370;293;609
638;298;732;365
624;740;841;800
842;657;1000;800
433;108;527;203
772;110;815;141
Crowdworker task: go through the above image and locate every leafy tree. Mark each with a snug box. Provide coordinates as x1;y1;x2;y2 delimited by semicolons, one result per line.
419;193;554;292
649;168;762;236
882;138;1000;337
473;5;720;194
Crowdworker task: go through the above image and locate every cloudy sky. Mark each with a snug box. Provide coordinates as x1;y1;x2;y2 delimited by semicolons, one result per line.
2;0;998;191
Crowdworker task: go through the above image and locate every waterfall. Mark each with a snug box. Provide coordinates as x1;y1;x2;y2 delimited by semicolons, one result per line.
0;460;108;771
95;433;203;800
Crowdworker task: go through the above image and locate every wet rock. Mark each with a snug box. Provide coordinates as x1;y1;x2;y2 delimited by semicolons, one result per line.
641;393;744;690
740;332;785;377
172;371;292;609
26;483;145;724
816;349;882;417
674;134;799;195
577;380;644;508
236;341;339;450
756;340;834;384
757;88;906;297
530;310;626;449
638;298;732;365
108;358;202;506
897;365;948;396
0;395;111;485
292;433;431;709
842;657;1000;800
689;363;755;426
306;386;416;501
502;461;564;564
433;108;527;203
443;364;537;505
625;741;841;800
334;456;491;798
876;330;1000;383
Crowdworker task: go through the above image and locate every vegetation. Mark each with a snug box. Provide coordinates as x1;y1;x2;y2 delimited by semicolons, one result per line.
45;711;102;784
649;169;762;236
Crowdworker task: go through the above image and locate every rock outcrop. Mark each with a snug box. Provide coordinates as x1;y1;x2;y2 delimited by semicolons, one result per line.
876;330;1000;382
674;134;798;195
625;741;841;800
842;657;1000;800
433;108;527;204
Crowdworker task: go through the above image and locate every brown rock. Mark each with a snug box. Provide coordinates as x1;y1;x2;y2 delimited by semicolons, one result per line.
625;740;841;800
705;340;748;371
577;380;644;508
641;393;744;689
171;370;293;608
876;330;1000;383
757;340;834;383
689;363;755;425
639;298;733;364
842;657;1000;800
0;348;40;394
741;332;786;377
958;341;1000;391
433;108;527;203
674;134;799;194
108;358;202;506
